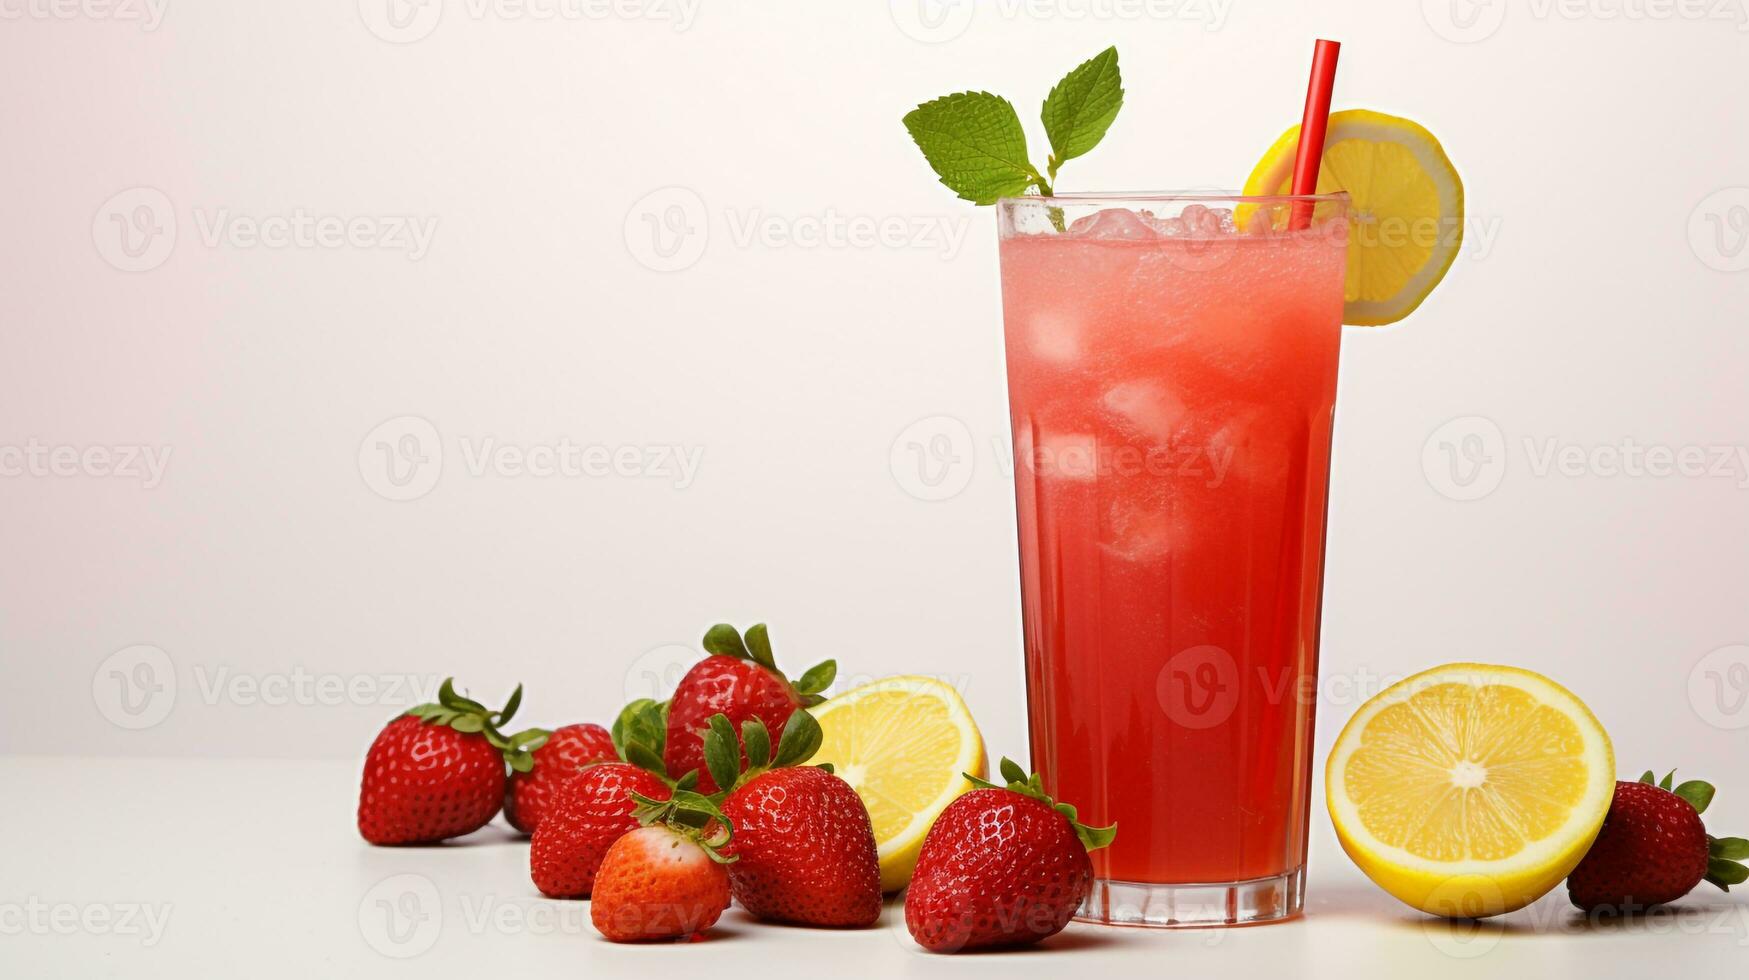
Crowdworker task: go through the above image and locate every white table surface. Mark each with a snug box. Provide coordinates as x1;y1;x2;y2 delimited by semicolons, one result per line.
4;757;1744;978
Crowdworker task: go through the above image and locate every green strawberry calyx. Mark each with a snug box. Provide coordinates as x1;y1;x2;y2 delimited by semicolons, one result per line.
700;710;829;797
968;757;1118;853
701;623;837;707
404;678;551;773
611;697;700;790
629;789;738;864
1639;770;1748;891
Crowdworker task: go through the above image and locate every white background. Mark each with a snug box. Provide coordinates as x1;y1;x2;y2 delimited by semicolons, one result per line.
3;0;1748;972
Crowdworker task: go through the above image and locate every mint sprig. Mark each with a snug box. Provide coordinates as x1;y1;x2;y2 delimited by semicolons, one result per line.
1041;46;1124;185
904;47;1123;204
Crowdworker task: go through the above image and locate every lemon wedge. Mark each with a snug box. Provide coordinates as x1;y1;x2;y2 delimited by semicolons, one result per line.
810;675;986;892
1240;108;1464;326
1326;663;1614;917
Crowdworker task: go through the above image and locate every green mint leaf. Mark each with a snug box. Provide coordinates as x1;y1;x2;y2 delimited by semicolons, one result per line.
1040;46;1123;181
744;624;777;671
904;92;1042;205
793;660;836;697
1675;780;1715;814
703;624;750;659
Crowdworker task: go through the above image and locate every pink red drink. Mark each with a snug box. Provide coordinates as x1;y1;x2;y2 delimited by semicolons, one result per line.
997;196;1347;926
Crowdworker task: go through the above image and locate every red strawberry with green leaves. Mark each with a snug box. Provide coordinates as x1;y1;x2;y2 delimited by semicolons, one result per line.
905;759;1116;953
358;679;549;845
704;711;882;927
663;623;835;794
590;790;737;942
529;702;697;898
1566;769;1747;913
504;722;618;834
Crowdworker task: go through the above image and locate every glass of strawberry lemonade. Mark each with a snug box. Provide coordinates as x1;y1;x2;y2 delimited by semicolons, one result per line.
998;194;1347;927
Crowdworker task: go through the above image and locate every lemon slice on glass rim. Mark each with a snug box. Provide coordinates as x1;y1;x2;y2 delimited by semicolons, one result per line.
809;675;986;892
1326;662;1615;917
1238;108;1464;326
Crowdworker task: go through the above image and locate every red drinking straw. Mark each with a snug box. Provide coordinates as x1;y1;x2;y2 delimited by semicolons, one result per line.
1289;39;1341;230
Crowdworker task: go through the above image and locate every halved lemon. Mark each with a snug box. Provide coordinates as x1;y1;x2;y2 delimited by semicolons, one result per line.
1239;108;1464;326
1326;663;1614;917
810;675;986;892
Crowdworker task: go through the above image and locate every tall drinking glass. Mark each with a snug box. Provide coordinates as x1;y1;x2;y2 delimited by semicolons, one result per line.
997;194;1348;927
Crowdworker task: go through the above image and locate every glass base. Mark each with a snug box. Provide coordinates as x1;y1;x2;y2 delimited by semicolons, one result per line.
1077;867;1305;928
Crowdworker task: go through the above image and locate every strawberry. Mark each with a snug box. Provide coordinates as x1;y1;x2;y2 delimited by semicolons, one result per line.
904;759;1116;953
705;711;882;927
1566;769;1748;913
590;791;737;943
663;623;835;793
504;722;618;834
529;702;696;898
358;679;548;845
530;762;675;898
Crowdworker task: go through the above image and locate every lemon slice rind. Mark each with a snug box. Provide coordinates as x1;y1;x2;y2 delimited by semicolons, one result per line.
1241;109;1464;327
1326;662;1614;915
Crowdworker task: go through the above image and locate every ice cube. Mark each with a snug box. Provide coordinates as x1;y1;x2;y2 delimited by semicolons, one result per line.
1101;380;1186;445
1067;208;1157;241
1023;311;1084;364
1030;431;1101;482
1154;216;1190;237
1212;208;1237;234
1101;494;1182;562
